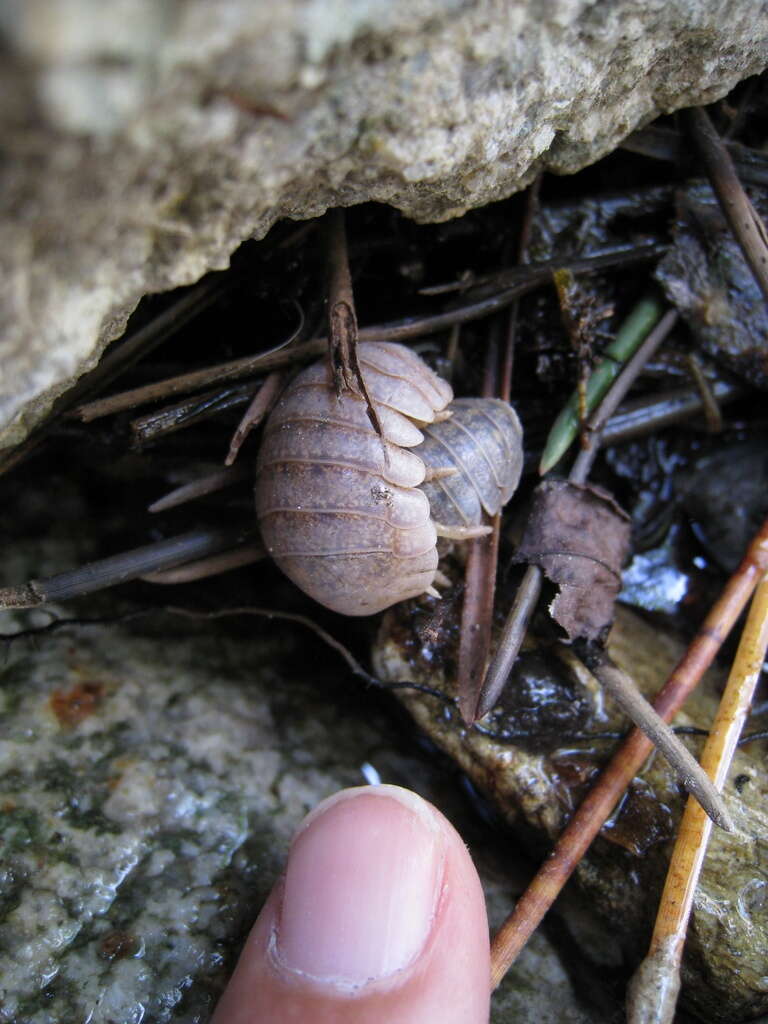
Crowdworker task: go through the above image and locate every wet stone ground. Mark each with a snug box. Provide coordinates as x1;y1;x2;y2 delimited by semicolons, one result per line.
0;490;616;1024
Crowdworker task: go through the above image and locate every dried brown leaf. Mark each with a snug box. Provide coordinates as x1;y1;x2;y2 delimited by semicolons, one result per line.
515;479;631;642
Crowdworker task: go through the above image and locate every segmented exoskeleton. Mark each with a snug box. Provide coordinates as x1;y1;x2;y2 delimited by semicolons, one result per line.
255;343;524;615
416;398;524;533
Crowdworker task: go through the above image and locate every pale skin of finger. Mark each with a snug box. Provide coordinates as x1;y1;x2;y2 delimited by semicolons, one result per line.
212;786;491;1024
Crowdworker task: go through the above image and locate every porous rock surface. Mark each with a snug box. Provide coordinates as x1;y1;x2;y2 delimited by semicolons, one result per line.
1;0;767;450
0;626;606;1024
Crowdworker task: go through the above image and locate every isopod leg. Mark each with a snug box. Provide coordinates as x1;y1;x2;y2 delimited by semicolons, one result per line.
422;465;460;482
434;522;493;540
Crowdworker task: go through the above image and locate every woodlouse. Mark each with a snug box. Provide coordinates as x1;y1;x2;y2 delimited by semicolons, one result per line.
417;397;523;534
255;342;524;615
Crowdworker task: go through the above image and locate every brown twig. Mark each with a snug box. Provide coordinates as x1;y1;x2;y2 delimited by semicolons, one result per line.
76;275;236;401
685;107;768;304
684;354;723;433
489;514;768;988
475;309;679;718
73;246;664;423
599;379;741;447
325;209;358;394
0;528;249;608
627;571;768;1024
224;371;285;466
141;543;267;584
149;465;250;514
130;382;254;444
76;339;323;422
570;649;732;831
474;565;544;721
456;328;503;723
75;304;306;423
324;209;383;438
419;243;666;297
458;524;502;724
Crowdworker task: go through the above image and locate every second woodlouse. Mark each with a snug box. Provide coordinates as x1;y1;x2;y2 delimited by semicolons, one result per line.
255;342;524;615
416;397;523;533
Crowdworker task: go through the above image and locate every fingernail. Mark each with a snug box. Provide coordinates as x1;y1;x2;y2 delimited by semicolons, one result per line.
275;785;445;990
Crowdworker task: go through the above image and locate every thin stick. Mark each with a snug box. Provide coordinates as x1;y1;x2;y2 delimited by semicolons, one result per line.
224;371;284;466
474;564;543;720
325;209;383;438
457;328;502;723
460;176;540;722
458;174;538;723
326;209;358;394
149;465;250;514
466;184;544;724
627;572;768;1024
475;310;678;718
130;382;254;444
75;305;306;423
73;275;235;402
73;246;664;423
0;275;235;476
489;515;768;988
576;652;732;831
684;354;723;433
458;524;501;723
141;543;266;584
76;338;322;422
685;107;768;304
569;310;678;484
599;379;742;447
0;527;248;608
419;242;666;296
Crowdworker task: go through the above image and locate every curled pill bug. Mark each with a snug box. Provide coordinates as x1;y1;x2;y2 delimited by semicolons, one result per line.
255;341;524;615
416;397;524;539
255;341;452;615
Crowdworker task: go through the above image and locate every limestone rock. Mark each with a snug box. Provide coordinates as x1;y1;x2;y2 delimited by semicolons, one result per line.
1;0;767;450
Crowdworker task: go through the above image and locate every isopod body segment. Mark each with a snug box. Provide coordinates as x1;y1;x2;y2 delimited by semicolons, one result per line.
416;398;524;532
255;342;525;616
256;342;454;615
